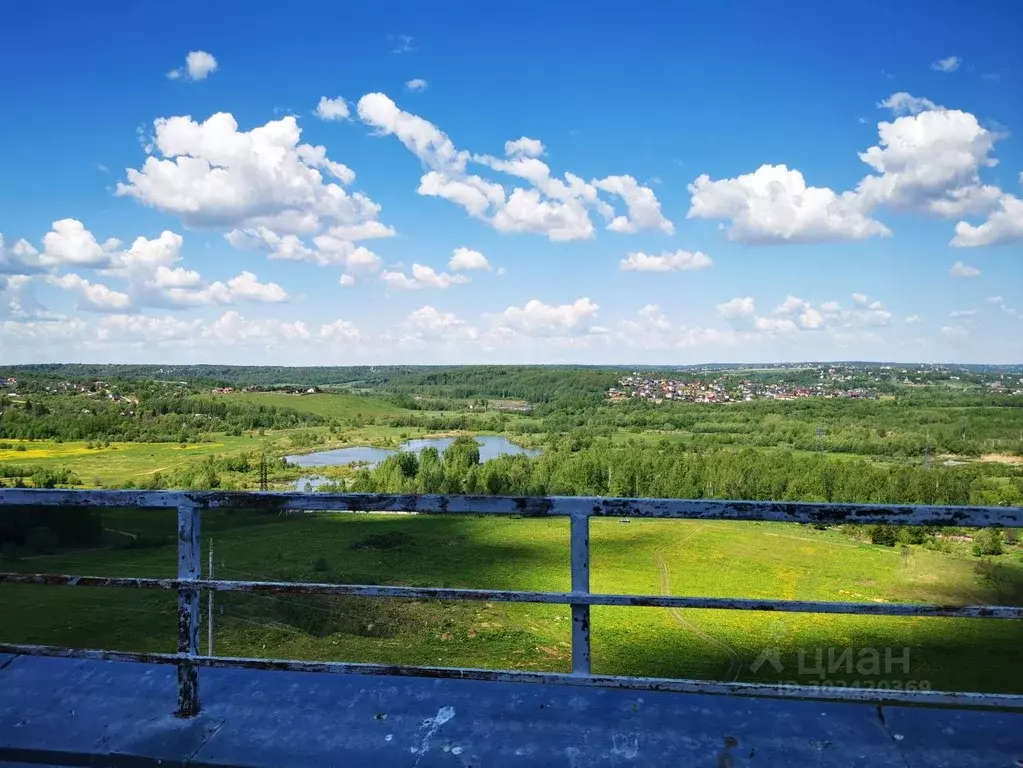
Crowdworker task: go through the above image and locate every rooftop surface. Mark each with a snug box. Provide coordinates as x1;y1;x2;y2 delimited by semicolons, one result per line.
1;653;1020;767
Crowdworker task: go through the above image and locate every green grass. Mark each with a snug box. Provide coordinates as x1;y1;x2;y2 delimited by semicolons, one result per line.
3;512;1020;693
0;436;261;487
223;392;407;419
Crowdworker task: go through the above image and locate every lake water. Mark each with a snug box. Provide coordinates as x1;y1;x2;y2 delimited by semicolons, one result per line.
288;435;540;490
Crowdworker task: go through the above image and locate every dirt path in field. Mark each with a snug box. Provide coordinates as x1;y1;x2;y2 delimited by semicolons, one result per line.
655;539;744;681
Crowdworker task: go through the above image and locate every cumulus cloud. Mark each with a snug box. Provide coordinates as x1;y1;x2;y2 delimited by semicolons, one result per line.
620;249;712;272
315;96;350;121
950;309;978;318
688;96;1008;243
448;247;491;271
904;314;922;324
356;92;672;241
931;55;961;73
318;318;361;343
380;264;469;290
856;105;1002;218
403;305;478;342
493;297;600;336
0;234;43;275
717;297;756;319
225;226;384;270
879;93;939;116
47;273;132;312
405;79;428;92
117;112;384;241
339;273;355;287
504;137;544;158
40;219;121;267
688;165;889;243
167;51;218;82
951;193;1023;246
949;260;981;277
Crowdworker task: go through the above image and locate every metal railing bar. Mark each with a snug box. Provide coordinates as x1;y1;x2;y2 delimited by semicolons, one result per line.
1;489;1020;527
1;643;1019;710
3;572;1021;619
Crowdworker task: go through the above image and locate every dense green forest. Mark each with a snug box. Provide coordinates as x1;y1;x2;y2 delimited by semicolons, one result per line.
346;437;1023;508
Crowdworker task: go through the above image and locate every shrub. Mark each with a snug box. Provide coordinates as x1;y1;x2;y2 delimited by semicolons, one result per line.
972;528;1004;556
869;524;899;547
312;557;330;572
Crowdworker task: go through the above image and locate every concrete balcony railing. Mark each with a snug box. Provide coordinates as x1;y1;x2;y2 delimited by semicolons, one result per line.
1;488;1021;720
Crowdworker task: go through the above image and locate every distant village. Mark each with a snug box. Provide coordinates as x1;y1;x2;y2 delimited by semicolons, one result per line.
607;373;877;404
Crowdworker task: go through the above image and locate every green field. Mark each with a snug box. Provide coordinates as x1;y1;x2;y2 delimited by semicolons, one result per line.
4;510;1021;693
222;392;408;419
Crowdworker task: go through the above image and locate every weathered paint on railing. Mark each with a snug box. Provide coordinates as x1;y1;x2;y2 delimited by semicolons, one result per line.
1;488;1020;527
1;488;1021;717
1;642;1021;710
3;572;1021;618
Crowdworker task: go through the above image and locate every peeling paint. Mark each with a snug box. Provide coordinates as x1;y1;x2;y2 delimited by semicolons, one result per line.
411;706;455;767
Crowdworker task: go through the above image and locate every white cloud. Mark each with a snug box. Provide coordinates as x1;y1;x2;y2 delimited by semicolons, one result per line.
904;314;922;324
490;188;594;241
949;260;981;277
856;105;1002;218
226;226;384;270
339;273;355;287
405;79;428;92
448;247;491;271
619;250;712;272
97;314;201;345
878;93;939;116
984;296;1003;304
40;219;121;267
688;165;890;243
403;305;478;341
493;297;600;336
941;324;970;341
852;292;869;306
167;50;218;82
117;113;384;237
159;271;288;308
357;92;468;173
47;273;132;312
380;264;469;290
593;175;674;234
504;137;544;158
950;309;978;318
146;266;202;290
223;271;288;303
931;55;961;73
951;193;1023;246
318;318;361;343
315;96;350;121
0;234;43;275
357;93;672;241
105;231;184;278
689;97;1008;244
717;297;756;319
752;316;797;333
203;311;311;345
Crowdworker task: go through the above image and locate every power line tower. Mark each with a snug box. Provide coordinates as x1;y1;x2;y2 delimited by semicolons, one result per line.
816;427;825;453
258;452;268;491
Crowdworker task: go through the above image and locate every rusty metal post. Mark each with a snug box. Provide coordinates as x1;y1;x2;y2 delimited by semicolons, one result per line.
570;514;591;675
176;501;201;716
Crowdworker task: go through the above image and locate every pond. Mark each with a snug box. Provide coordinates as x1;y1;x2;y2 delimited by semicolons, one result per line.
288;435;541;490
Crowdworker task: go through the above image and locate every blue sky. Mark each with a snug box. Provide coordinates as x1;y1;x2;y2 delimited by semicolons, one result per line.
1;0;1020;365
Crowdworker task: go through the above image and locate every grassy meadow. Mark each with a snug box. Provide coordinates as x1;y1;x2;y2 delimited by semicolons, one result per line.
3;510;1021;693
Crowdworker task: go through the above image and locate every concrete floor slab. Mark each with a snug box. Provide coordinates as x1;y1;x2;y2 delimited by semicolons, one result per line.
0;655;1019;767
